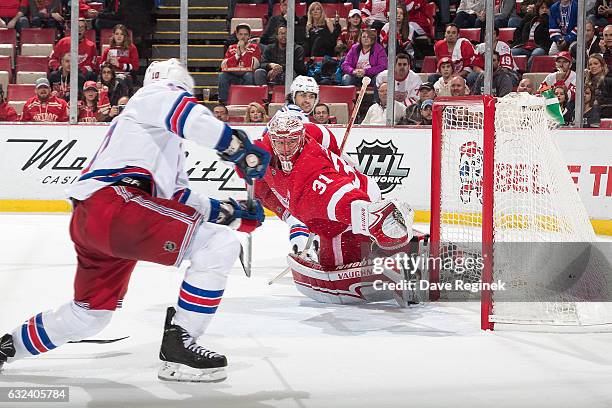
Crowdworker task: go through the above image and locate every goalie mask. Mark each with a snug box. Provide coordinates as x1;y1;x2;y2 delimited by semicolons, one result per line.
268;112;305;173
143;58;195;95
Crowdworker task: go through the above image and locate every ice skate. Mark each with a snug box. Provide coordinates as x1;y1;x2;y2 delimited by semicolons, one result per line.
0;333;15;372
158;307;227;382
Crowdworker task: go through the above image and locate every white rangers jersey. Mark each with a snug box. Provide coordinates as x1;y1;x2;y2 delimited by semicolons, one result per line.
67;80;233;210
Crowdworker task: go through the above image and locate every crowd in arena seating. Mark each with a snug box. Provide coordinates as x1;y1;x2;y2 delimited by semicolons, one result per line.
0;0;154;123
217;0;612;127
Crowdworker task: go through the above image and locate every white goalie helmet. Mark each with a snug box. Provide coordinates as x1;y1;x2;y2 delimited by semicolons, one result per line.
289;75;319;113
267;111;305;173
144;58;195;95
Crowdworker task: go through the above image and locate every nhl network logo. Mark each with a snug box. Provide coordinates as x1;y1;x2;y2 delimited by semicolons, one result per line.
348;140;410;194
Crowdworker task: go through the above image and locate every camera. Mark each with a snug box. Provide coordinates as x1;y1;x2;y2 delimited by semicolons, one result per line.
117;104;126;113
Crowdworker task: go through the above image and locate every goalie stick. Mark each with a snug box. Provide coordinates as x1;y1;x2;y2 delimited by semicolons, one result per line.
268;76;371;285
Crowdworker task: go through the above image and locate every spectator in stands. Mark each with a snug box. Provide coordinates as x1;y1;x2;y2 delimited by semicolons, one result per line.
255;25;307;86
380;3;414;57
471;51;513;97
361;0;390;33
472;27;519;86
95;0;124;31
582;84;601;127
99;24;140;84
453;0;485;29
341;29;387;86
78;0;99;19
548;0;578;55
116;0;155;58
601;25;612;72
338;9;364;50
21;78;69;122
588;0;612;29
418;99;433;125
585;54;611;115
404;81;436;124
362;81;406;125
570;21;601;62
434;57;454;96
405;0;434;41
539;51;576;100
244;102;268;123
98;63;130;106
20;0;63;29
48;53;86;103
213;104;230;122
304;2;341;57
218;23;261;104
554;85;574;125
0;0;29;32
49;18;98;81
105;95;130;122
511;0;551;72
78;81;111;123
517;77;535;94
311;103;337;124
433;23;476;82
450;75;469;96
495;0;522;28
0;85;19;122
376;54;421;106
260;0;307;47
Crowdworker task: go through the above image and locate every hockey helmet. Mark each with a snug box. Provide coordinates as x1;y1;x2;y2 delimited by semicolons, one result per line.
144;58;195;95
289;75;319;113
267;111;305;173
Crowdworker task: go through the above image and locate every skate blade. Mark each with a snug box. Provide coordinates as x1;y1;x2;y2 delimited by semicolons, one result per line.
158;362;227;383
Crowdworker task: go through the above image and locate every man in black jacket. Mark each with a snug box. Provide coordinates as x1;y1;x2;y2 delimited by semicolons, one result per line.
254;25;306;85
260;0;307;47
471;51;513;97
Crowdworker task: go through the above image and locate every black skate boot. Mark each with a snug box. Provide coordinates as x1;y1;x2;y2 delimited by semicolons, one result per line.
158;307;227;382
0;333;16;371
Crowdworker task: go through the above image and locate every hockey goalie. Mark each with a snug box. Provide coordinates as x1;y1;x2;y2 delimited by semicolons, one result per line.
252;112;425;306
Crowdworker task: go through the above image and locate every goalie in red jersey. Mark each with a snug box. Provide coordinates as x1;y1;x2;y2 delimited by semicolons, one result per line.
253;112;422;306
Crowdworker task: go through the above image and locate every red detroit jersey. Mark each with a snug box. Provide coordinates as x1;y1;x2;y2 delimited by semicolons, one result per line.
255;123;372;238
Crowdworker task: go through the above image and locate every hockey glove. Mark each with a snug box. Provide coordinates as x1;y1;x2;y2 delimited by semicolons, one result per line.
217;129;270;185
208;198;264;233
351;200;414;250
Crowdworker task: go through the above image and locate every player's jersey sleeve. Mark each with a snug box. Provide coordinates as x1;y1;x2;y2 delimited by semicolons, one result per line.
304;123;340;155
124;82;233;153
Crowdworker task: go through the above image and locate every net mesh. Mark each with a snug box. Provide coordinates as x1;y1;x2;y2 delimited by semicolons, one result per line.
437;93;612;326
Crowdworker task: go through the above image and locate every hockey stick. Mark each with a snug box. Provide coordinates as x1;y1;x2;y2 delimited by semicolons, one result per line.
268;78;371;285
68;336;129;344
241;181;255;277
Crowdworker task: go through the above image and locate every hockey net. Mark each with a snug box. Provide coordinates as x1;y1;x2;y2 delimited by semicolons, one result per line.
430;94;612;330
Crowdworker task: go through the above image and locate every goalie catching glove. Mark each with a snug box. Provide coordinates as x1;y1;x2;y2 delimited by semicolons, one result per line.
351;200;414;250
217;128;270;184
208;198;264;233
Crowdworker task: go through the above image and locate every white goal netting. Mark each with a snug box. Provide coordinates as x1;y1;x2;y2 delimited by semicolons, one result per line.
436;93;612;328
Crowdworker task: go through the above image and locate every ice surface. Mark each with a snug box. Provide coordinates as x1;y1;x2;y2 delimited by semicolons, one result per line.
1;214;611;408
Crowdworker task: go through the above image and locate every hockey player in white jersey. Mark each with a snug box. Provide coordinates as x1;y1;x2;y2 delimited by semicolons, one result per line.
273;75;319;122
0;59;270;382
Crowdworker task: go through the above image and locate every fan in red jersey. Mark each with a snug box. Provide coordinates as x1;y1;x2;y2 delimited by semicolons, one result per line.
251;112;423;306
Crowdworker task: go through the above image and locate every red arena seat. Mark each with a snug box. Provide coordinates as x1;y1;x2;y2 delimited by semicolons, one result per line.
271;86;286;103
7;84;36;101
600;118;612;128
16;56;49;73
273;2;307;16
85;29;96;43
421;55;437;73
530;55;557;73
227;85;268;105
0;28;17;48
513;55;527;72
498;27;515;44
235;3;268;18
0;55;12;79
319;85;356;112
20;28;55;44
459;28;481;43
